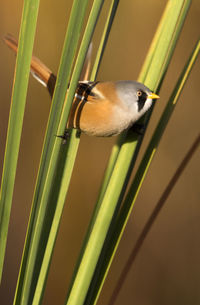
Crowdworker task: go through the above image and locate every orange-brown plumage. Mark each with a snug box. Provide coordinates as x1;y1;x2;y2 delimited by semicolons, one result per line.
4;34;53;87
76;98;117;136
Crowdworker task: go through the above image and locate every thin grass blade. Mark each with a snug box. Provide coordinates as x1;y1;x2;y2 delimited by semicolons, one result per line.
90;0;119;79
31;129;80;305
0;0;40;283
138;0;172;82
108;132;200;305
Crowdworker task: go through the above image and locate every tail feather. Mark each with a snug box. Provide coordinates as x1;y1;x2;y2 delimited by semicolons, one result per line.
4;34;93;99
4;34;56;97
80;42;92;81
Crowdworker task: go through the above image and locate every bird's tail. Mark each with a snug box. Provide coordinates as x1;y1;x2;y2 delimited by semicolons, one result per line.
4;33;56;97
4;34;93;98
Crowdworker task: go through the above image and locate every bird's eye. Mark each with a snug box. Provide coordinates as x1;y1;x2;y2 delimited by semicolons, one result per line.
137;90;142;97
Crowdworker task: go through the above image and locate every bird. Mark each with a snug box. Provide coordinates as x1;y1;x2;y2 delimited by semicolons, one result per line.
4;34;159;137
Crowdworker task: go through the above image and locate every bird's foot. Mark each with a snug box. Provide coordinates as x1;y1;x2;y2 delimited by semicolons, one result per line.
131;123;145;135
56;129;71;144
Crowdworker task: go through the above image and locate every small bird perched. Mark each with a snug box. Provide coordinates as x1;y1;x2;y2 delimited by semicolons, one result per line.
4;34;159;137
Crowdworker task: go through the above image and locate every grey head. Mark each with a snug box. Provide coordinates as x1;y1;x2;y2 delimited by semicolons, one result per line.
115;81;155;122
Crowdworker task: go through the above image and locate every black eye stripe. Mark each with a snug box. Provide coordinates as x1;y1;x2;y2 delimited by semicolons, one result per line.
137;91;147;111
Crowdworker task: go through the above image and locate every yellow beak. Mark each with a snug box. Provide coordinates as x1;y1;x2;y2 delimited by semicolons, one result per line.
148;93;160;100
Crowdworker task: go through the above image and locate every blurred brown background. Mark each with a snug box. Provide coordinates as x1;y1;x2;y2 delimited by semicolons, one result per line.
0;0;200;304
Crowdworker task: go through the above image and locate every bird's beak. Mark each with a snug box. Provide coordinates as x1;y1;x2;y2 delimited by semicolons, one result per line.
148;93;160;100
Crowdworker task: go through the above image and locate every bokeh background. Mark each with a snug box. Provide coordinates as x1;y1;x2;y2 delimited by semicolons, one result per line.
0;0;200;304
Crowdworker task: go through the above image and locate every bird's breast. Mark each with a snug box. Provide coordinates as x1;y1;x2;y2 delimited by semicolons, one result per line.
68;98;134;137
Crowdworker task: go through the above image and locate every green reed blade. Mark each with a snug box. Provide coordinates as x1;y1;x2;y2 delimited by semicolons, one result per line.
0;0;40;283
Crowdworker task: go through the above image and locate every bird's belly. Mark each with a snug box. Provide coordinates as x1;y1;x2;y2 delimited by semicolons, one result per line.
78;102;133;137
